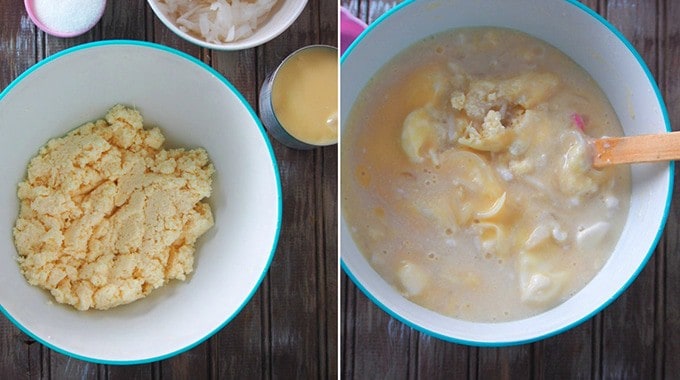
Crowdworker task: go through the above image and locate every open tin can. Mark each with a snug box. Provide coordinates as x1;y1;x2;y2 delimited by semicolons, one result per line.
259;44;338;150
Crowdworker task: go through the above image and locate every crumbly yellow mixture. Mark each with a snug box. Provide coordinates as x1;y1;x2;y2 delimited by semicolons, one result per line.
13;105;215;311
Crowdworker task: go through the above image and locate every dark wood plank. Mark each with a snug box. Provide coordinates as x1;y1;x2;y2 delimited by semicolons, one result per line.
598;1;660;378
659;0;680;379
342;0;368;25
318;4;339;378
532;322;596;379
208;291;267;379
476;346;531;380
319;0;339;45
49;354;98;380
101;0;148;41
265;146;320;379
321;146;339;380
349;288;412;379
341;273;356;379
0;0;37;85
211;49;259;105
0;317;42;379
366;0;400;24
107;364;156;380
42;26;101;58
158;341;210;380
416;334;469;379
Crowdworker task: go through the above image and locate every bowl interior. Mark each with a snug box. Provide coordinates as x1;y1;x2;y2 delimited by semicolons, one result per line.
0;41;281;362
340;0;671;345
146;0;308;50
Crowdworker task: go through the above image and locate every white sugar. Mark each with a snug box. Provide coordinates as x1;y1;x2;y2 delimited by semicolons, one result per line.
32;0;105;34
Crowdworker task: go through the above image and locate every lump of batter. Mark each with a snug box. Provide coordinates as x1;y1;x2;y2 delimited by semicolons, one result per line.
13;105;215;311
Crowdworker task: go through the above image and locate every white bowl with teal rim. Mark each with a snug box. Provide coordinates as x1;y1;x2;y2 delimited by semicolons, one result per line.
340;0;672;346
0;40;282;363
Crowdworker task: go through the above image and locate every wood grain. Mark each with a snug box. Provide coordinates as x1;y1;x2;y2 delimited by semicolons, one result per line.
661;0;680;376
600;1;660;378
0;0;338;378
340;0;680;379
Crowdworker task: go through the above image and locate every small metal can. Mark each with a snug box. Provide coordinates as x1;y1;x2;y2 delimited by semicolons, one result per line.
259;44;338;150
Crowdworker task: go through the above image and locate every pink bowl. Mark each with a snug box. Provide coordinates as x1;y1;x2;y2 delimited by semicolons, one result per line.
24;0;106;38
341;7;367;55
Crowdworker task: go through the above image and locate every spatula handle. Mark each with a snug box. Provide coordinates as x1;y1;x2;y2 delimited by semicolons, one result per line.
592;131;680;168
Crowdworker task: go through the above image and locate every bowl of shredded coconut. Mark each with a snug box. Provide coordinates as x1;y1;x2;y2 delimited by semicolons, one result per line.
147;0;308;50
0;40;281;363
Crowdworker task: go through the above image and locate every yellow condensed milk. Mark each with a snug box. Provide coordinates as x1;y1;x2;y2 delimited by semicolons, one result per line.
260;45;338;149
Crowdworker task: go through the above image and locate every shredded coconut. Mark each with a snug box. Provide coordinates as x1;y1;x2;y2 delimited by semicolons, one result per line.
157;0;278;43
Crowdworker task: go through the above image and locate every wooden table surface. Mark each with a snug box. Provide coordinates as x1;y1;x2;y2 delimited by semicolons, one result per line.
0;1;337;378
341;0;680;379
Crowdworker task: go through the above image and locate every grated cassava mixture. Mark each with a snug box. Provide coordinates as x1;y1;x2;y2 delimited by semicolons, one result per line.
13;105;215;311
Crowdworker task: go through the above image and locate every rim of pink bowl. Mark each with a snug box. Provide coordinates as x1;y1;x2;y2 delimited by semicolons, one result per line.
341;7;367;55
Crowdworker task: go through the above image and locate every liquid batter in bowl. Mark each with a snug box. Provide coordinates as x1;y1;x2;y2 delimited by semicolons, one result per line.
342;27;631;322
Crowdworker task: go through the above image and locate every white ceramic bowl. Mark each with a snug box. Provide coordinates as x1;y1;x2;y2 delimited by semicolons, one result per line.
0;41;281;363
147;0;308;50
341;0;672;346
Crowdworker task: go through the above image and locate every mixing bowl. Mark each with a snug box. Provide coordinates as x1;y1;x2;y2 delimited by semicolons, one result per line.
0;40;281;363
341;0;672;346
